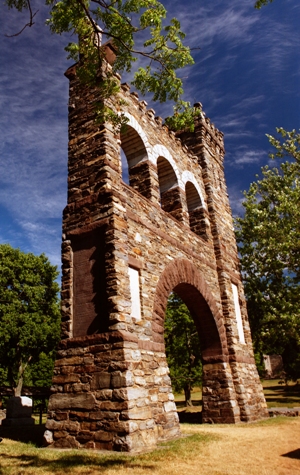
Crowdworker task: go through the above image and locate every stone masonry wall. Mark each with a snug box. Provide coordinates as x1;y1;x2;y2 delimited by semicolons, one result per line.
45;60;268;451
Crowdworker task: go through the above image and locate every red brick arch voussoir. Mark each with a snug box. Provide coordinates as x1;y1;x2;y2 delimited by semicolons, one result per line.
152;258;229;363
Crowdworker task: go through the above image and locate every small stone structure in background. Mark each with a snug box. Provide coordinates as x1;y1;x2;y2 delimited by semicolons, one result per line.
2;397;34;427
263;354;284;379
45;52;268;451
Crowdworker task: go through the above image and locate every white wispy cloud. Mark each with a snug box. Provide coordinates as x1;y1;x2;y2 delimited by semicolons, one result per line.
232;150;264;166
168;0;259;48
226;183;246;218
0;6;70;266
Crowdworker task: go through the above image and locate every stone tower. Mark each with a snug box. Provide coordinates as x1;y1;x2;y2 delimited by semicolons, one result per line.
45;59;268;451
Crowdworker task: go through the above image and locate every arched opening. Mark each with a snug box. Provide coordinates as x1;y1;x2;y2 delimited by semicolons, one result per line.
157;156;184;221
152;259;239;425
120;125;147;170
120;125;152;198
185;181;208;239
172;282;223;362
186;181;202;211
152;260;226;359
165;292;203;419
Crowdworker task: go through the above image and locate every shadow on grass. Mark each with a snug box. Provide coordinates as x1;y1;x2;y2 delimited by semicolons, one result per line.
0;452;155;473
177;411;202;424
264;384;300;394
281;449;300;460
0;433;215;474
0;424;45;446
265;396;300;405
0;435;212;474
263;382;300;407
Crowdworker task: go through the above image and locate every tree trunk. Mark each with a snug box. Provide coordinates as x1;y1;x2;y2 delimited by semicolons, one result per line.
13;357;31;397
184;384;193;407
14;375;23;397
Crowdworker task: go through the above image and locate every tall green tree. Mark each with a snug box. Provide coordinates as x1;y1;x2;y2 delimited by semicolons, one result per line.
5;0;197;129
165;293;202;406
0;244;61;396
25;352;57;388
235;128;300;380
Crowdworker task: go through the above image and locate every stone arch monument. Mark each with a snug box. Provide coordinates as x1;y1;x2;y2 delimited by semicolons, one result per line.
45;59;268;451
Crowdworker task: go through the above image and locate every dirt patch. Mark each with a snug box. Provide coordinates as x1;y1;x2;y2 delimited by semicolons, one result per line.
179;418;300;475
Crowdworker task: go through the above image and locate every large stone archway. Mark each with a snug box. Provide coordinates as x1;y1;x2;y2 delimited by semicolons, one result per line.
152;258;227;358
152;259;240;424
45;61;268;452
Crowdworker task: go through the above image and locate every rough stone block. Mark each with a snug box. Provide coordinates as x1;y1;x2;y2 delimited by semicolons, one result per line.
48;393;96;411
43;430;54;445
53;430;69;439
91;372;111;390
94;430;114;442
52;374;80;384
112;387;148;401
111;371;133;388
121;407;153;420
163;401;177;413
51;435;80;449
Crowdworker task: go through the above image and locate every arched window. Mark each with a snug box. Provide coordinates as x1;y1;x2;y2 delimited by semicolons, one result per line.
157;156;178;195
186;181;202;212
121;125;148;170
185;181;208;239
157;157;184;221
120;125;153;198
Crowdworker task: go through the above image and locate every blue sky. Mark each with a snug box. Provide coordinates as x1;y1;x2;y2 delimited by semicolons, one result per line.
0;0;299;270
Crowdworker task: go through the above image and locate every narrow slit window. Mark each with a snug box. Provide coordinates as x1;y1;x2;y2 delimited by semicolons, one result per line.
231;283;245;344
128;266;141;320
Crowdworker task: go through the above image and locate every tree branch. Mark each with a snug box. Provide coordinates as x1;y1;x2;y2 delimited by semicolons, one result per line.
5;0;38;37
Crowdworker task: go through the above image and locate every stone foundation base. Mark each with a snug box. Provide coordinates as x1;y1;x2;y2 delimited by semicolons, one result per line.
45;332;181;451
45;332;268;451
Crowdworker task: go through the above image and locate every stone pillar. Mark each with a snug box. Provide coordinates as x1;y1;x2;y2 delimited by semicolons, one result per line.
161;186;189;224
46;333;180;451
129;160;160;202
188;206;209;240
202;362;240;423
